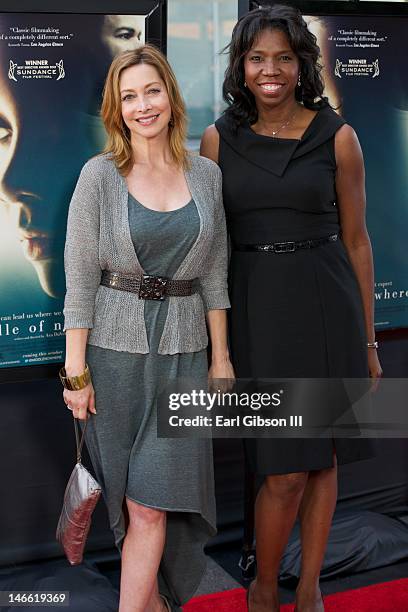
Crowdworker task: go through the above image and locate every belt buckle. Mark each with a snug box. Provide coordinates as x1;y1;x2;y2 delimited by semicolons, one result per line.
273;241;296;254
108;272;119;287
139;274;168;300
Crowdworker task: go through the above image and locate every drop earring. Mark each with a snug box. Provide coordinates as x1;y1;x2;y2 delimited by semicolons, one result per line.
297;74;301;87
244;81;247;88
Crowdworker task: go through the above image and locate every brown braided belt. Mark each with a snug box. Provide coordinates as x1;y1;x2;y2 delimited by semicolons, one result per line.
100;270;196;301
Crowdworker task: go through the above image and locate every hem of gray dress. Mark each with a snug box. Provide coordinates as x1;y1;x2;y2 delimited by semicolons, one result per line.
124;494;217;533
161;555;208;610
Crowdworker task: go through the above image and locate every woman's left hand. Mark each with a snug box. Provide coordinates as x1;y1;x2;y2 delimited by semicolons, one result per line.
368;349;383;392
208;358;235;393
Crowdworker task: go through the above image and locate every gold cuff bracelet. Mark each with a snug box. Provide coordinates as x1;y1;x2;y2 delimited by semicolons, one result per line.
59;364;91;391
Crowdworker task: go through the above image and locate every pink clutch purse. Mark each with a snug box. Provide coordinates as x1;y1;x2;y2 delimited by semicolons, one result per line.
56;418;101;565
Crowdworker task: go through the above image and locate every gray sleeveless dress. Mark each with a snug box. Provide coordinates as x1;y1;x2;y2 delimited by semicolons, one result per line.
84;194;216;609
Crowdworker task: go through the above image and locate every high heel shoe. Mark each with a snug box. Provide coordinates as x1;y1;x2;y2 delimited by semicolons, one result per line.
246;581;254;611
294;590;325;611
160;594;172;611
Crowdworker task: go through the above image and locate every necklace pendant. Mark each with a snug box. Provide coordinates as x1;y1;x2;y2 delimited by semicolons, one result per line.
272;131;277;136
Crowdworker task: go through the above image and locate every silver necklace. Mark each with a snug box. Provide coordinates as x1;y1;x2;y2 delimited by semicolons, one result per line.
264;109;297;137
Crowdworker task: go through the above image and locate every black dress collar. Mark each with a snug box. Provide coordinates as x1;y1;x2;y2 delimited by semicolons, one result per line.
215;105;346;177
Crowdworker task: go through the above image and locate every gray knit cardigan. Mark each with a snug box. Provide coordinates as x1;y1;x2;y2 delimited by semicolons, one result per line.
63;153;230;354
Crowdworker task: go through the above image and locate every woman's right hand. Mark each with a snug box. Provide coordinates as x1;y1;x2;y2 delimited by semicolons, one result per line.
63;382;96;420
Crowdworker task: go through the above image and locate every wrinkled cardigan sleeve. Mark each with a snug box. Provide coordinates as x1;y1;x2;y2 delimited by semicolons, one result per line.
63;161;102;330
198;163;231;312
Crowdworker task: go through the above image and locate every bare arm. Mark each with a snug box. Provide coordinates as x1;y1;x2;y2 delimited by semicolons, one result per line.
200;124;220;164
63;328;96;420
206;309;231;363
335;125;382;379
206;309;235;386
65;328;88;376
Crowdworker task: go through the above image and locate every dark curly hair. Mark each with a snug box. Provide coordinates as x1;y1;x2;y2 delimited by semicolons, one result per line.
223;4;328;126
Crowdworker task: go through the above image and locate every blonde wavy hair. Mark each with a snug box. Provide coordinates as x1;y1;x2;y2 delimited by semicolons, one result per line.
101;45;189;174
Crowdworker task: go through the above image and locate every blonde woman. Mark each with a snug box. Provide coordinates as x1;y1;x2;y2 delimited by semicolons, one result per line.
61;45;234;612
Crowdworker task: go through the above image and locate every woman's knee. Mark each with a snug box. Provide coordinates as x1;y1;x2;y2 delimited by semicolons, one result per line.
263;472;308;500
125;497;166;527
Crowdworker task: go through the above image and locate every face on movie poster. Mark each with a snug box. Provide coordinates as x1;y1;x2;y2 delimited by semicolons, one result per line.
306;14;408;330
0;13;146;369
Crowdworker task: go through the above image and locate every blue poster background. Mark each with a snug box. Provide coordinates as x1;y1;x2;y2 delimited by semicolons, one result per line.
0;12;144;368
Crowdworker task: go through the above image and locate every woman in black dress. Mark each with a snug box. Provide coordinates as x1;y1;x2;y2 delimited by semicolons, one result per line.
201;5;382;611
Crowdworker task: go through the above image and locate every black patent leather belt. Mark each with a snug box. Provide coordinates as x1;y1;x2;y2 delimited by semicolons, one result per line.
101;270;196;300
234;234;338;254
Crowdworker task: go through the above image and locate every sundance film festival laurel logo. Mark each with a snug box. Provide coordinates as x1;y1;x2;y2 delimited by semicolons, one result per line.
8;58;65;81
335;58;379;78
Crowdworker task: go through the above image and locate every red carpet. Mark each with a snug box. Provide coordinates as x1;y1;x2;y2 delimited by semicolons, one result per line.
183;578;408;611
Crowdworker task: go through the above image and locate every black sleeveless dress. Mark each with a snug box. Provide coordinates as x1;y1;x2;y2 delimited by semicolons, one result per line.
215;105;374;474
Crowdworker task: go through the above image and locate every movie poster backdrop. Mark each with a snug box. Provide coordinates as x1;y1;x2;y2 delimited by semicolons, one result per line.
305;12;408;331
0;6;164;374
